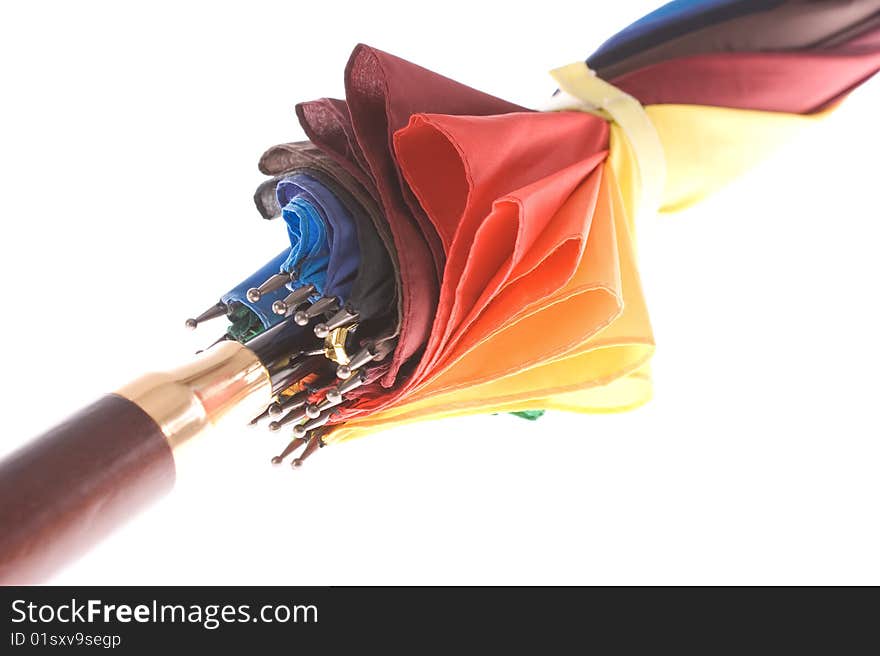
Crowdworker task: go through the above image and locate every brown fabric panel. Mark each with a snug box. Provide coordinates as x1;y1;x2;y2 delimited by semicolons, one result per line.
816;11;880;50
0;394;175;584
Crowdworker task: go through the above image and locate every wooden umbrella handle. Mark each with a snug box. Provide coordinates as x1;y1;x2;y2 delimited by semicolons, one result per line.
0;341;273;584
0;394;176;584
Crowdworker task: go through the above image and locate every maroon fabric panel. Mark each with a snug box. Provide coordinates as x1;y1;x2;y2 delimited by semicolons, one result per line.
611;40;880;113
296;98;377;196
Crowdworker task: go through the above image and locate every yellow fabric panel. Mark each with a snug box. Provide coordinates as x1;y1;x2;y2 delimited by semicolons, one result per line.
648;103;831;212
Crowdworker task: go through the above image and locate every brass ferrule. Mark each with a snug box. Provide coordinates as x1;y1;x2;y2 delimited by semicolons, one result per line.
116;341;272;451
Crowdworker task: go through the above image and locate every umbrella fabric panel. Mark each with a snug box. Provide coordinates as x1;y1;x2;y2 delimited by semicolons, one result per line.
611;46;880;114
593;0;880;79
642;104;832;212
589;0;776;71
818;12;880;49
276;174;359;302
275;193;330;294
325;361;655;445
295;98;380;196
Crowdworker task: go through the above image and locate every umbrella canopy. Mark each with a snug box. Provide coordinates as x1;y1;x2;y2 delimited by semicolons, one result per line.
210;2;880;452
311;32;877;442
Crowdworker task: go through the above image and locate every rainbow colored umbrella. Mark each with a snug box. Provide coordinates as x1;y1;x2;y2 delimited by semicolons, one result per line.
1;0;878;583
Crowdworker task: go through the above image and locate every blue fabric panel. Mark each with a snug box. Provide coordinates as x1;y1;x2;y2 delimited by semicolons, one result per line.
276;174;360;302
587;0;781;70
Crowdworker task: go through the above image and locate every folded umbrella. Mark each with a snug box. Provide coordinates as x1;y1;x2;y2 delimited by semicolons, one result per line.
4;1;880;583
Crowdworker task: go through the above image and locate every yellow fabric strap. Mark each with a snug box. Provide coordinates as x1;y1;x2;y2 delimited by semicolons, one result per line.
547;62;666;221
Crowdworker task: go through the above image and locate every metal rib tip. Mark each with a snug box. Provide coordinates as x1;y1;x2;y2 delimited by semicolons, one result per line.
317;307;360;338
295;297;339;327
338;370;367;395
247;271;291;303
295;411;332;439
272;285;316;316
185;302;227;330
250;393;291;426
196;333;231;354
319;383;354;413
305;412;333;431
249;406;272;426
315;397;339;416
271;435;308;465
269;404;309;431
305;403;322;419
291;434;322;468
336;344;379;378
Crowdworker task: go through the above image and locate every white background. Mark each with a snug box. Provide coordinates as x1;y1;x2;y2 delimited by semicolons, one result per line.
0;0;878;585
